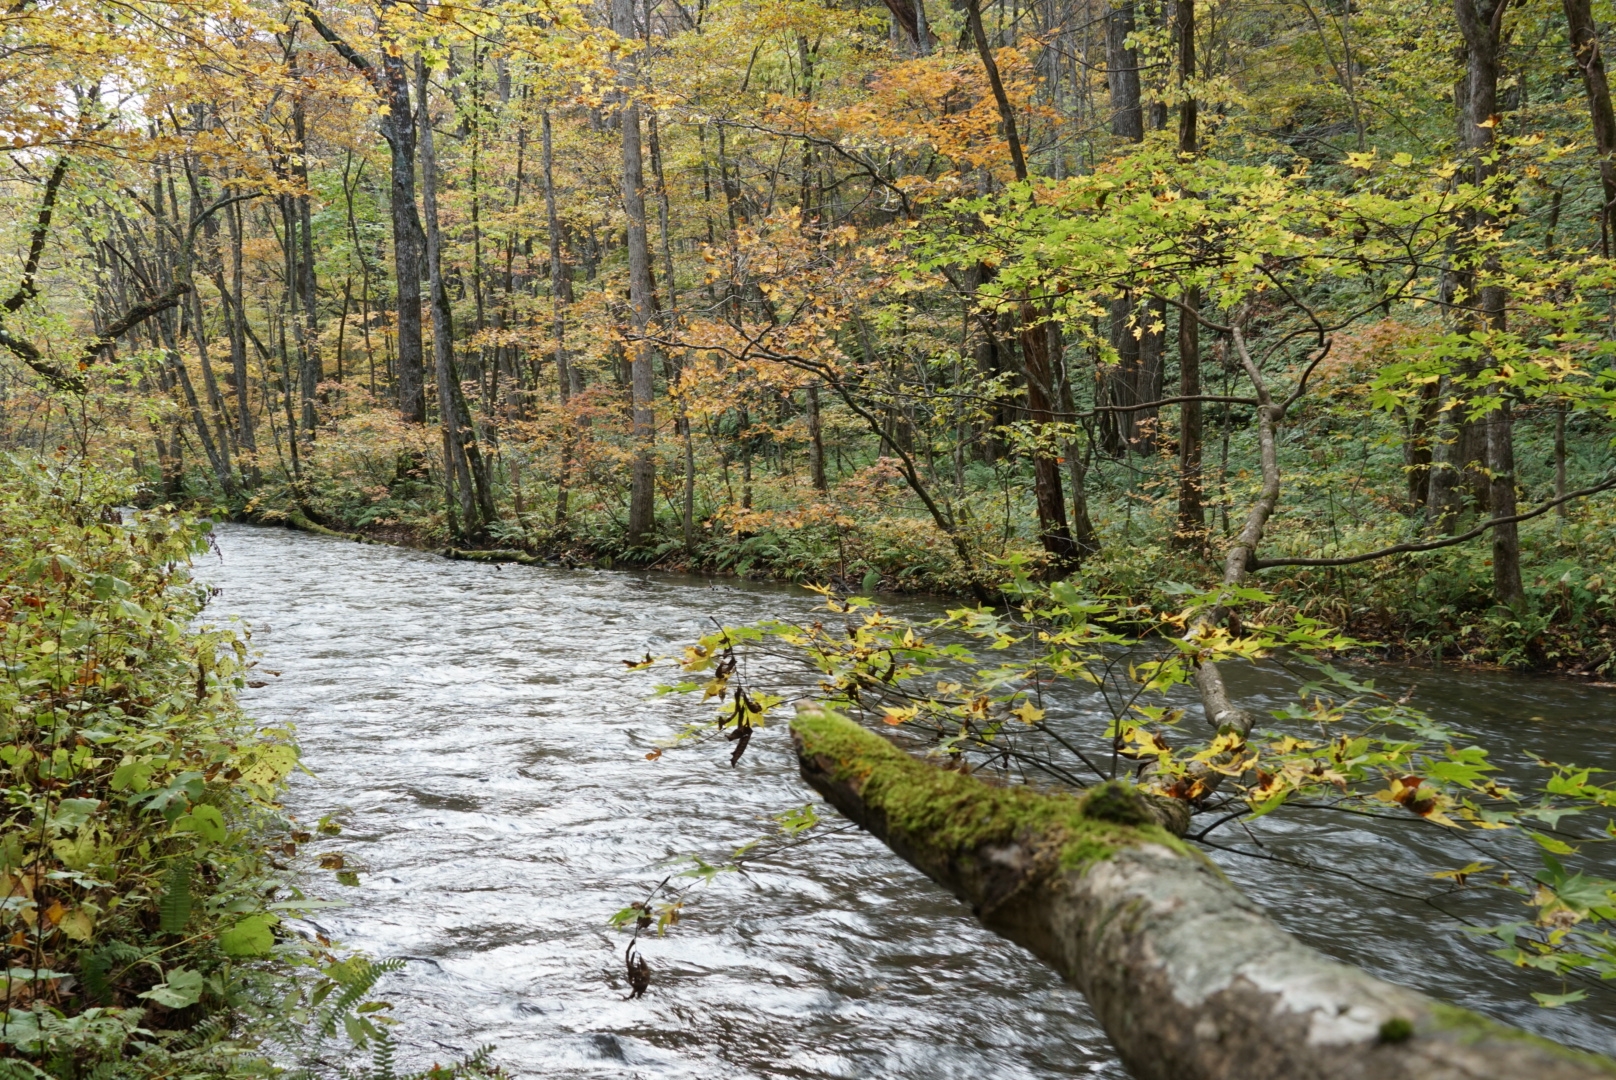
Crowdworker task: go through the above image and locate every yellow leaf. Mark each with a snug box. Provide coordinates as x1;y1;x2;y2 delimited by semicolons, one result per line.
57;908;93;942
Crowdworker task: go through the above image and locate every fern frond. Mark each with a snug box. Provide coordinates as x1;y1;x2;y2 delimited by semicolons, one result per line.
158;860;192;934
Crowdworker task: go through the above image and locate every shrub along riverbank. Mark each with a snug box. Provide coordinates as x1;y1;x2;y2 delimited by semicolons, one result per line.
0;457;436;1079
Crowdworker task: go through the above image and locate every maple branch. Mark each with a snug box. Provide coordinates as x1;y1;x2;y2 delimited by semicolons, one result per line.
78;279;191;364
3;156;69;313
964;0;1028;182
1251;473;1616;570
303;5;384;95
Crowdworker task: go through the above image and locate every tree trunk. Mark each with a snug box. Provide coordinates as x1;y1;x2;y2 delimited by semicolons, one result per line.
965;0;1076;571
1135;296;1166;453
790;707;1616;1080
807;382;828;492
222;199;258;479
1103;4;1146;457
1020;306;1081;570
381;12;427;423
1406;382;1438;510
616;0;657;546
304;7;423;422
419;56;496;535
1176;288;1204;544
541;109;579;528
1106;4;1144;141
1452;0;1522;605
1555;399;1568;525
1564;0;1616;251
291;50;320;439
1174;5;1204;544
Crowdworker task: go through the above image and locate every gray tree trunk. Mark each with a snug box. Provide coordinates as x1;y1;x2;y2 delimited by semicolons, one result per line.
792;707;1616;1080
616;0;657;545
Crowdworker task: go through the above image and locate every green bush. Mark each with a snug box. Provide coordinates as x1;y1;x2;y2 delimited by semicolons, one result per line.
0;457;448;1079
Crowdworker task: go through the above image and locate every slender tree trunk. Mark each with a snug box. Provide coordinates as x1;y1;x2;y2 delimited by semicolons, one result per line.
1555;399;1568;526
1564;0;1616;252
1054;329;1099;556
965;0;1077;570
1103;3;1145;456
419;56;496;535
291;50;320;438
542;109;578;529
807;383;828;492
380;7;427;423
1453;0;1523;605
1174;2;1204;544
223;198;258;479
189;288;237;488
616;0;657;545
1406;383;1438;510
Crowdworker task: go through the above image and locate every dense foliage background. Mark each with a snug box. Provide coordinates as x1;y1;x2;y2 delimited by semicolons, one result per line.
7;1;1616;669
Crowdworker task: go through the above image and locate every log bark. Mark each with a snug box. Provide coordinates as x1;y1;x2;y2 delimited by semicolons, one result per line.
792;707;1616;1080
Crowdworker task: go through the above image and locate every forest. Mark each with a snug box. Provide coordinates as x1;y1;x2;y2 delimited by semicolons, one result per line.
5;0;1616;1078
9;0;1616;668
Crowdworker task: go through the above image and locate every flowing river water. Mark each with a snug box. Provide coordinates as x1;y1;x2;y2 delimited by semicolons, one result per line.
198;523;1616;1078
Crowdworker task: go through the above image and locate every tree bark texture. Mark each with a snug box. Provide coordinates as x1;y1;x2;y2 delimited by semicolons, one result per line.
616;0;657;545
306;5;426;423
419;57;495;535
1020;305;1081;570
1564;0;1616;249
792;707;1616;1080
1173;2;1203;543
1452;0;1523;605
380;25;426;423
1176;287;1204;544
1106;4;1144;141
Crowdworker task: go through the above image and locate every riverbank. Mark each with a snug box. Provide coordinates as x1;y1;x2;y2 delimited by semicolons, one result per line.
253;496;1616;680
0;460;420;1078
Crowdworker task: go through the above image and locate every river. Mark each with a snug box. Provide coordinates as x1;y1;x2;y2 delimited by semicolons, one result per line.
197;523;1616;1078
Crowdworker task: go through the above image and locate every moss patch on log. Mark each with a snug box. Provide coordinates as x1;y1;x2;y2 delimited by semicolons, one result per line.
791;707;1189;870
1424;1003;1616;1074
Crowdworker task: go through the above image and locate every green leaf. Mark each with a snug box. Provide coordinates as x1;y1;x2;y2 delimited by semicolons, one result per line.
219;914;278;958
173;804;226;844
139;966;203;1009
1531;990;1587;1008
110;760;154;793
48;798;100;833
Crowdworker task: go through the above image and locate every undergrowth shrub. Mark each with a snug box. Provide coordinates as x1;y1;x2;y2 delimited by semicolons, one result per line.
0;456;493;1079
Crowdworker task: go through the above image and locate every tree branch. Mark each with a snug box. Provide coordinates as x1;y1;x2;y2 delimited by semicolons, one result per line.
1252;473;1616;569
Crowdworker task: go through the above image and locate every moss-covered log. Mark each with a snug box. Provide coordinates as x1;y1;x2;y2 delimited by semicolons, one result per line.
441;547;546;565
280;511;367;543
791;706;1616;1080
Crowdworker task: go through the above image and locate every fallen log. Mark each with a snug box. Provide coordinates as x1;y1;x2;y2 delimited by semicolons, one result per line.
791;705;1616;1080
441;547;546;566
281;512;366;544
